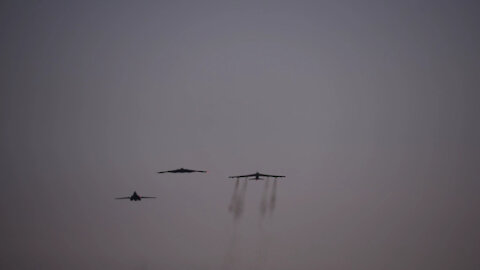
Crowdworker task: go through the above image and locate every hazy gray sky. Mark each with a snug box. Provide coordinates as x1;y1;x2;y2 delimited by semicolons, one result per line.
1;1;479;269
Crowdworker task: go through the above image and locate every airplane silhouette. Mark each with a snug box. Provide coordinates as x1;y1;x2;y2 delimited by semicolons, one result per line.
157;168;207;174
115;191;156;201
229;172;285;180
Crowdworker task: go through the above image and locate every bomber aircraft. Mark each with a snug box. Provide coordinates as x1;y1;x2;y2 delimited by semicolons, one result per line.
115;191;156;201
229;172;285;180
157;168;207;174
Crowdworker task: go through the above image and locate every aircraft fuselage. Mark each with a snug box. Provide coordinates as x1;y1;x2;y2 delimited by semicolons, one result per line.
131;192;141;201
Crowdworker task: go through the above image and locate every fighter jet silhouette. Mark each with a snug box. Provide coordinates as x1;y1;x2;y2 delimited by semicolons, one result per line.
115;191;156;201
157;167;207;174
229;172;285;180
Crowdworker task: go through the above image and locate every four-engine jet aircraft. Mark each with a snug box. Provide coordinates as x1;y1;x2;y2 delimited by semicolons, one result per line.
157;168;207;174
229;172;285;180
115;191;156;201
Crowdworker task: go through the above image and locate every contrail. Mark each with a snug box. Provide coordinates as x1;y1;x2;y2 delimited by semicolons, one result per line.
269;179;277;216
259;179;270;219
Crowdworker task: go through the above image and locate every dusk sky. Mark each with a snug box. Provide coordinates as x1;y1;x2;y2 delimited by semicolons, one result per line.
1;1;479;269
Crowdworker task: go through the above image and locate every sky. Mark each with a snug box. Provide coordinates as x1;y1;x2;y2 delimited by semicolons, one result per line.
1;1;479;269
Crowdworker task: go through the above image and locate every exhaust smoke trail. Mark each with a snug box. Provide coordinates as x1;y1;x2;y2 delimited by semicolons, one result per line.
269;179;277;216
221;225;239;270
228;179;240;213
255;180;274;269
223;180;249;269
228;179;248;221
259;179;270;219
233;180;248;221
253;226;271;270
223;179;279;269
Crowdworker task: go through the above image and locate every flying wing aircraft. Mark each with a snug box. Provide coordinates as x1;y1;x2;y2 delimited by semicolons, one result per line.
157;167;207;174
115;191;156;201
229;172;285;180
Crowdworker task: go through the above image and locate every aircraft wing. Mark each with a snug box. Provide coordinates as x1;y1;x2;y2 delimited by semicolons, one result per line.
140;196;156;199
229;174;255;178
195;170;207;173
258;173;285;178
115;197;130;199
157;170;171;174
